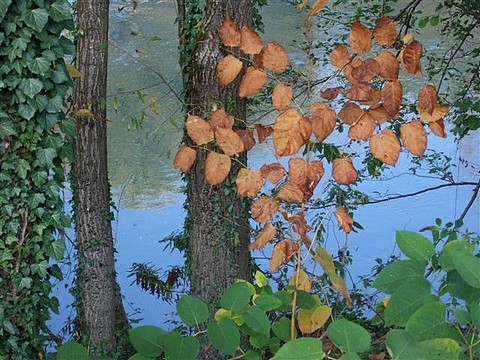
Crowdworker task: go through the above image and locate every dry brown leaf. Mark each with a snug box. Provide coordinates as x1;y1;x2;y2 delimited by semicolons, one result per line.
270;239;299;272
402;32;414;44
401;40;422;74
240;25;263;54
215;127;244;156
205;151;231;186
348;112;376;140
375;50;399;80
173;145;196;172
330;44;350;69
217;55;243;86
251;196;279;223
331;273;352;307
278;181;305;203
296;0;308;10
239;66;268;98
400;120;427;157
255;123;273;143
344;57;362;84
338;102;364;126
332;158;358;185
249;223;276;250
382;80;403;117
417;103;449;123
235;129;256;151
207;109;234;131
350;20;372;54
308;0;329;16
346;83;374;102
298;305;331;334
350;58;380;83
261;163;286;184
236;168;263;197
220;15;241;47
428;119;447;138
311;102;337;142
186;114;214;145
373;15;397;46
273;108;310;156
334;207;353;233
360;87;382;107
369;128;401;165
368;105;391;124
288;158;324;200
272;84;293;111
320;86;344;100
418;84;437;115
291;211;312;237
263;41;288;73
252;49;264;69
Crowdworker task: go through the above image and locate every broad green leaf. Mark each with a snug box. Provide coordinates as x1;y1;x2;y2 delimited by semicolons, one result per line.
244;350;261;360
0;120;16;135
57;341;89;360
372;260;425;294
327;318;371;353
451;250;480;288
272;316;296;342
221;282;251;312
453;309;470;324
420;338;461;359
272;338;324;360
439;240;474;271
18;103;36;120
18;277;32;290
207;318;240;356
0;0;12;20
163;331;199;360
127;354;151;360
253;294;282;311
24;8;49;32
176;296;209;326
296;290;317;309
446;270;480;302
249;333;270;348
470;301;480;332
386;330;426;359
274;290;293;311
396;230;435;263
255;270;268;287
314;246;335;276
47;94;65;113
50;240;66;261
28;57;50;75
339;353;361;360
31;260;49;278
128;326;166;358
50;0;72;21
243;306;270;335
59;117;77;136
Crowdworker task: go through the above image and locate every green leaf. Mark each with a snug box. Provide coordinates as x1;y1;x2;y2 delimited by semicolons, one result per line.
24;8;49;32
254;294;282;311
372;260;425;294
327;318;371;353
163;331;199;360
176;296;209;326
50;0;72;21
50;240;66;261
274;290;293;311
255;270;268;287
221;282;251;312
396;231;435;263
339;354;361;360
249;333;270;348
47;94;65;113
445;270;480;302
439;240;474;271
36;148;57;167
127;354;151;360
386;330;426;359
272;316;295;342
207;318;240;356
18;277;33;290
128;326;166;358
420;338;461;359
0;120;16;135
31;260;49;278
242;306;270;335
244;350;261;360
0;0;12;20
470;301;480;332
59;117;77;136
272;338;324;360
28;57;50;75
296;290;316;309
18;103;36;120
19;78;43;99
453;309;470;324
451;250;480;288
57;341;89;360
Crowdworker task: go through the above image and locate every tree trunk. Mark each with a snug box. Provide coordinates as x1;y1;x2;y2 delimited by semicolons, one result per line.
184;0;256;309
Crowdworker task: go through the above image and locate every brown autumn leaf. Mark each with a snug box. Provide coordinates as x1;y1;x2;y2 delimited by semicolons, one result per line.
236;168;263;197
207;109;234;131
373;15;397;46
348;112;376;140
261;163;286;184
270;239;299;272
332;158;358;185
344;57;362;84
220;15;241;47
239;66;268;98
330;44;350;69
236;129;256;151
375;50;399;80
308;0;329;16
252;49;264;69
272;83;293;111
418;84;437;115
249;223;276;250
401;40;422;74
350;19;372;54
240;25;263;54
402;32;414;44
251;196;279;223
215;127;244;156
255;123;273;143
382;80;403;117
368;105;391;124
173;145;196;172
263;41;288;73
331;273;352;307
429;119;447;138
186;114;214;145
288;158;324;200
417;103;449;123
369;128;401;165
320;86;344;100
298;305;331;334
273;108;311;156
350;58;380;83
400;120;427;157
217;55;243;86
291;211;312;237
360;87;382;107
278;181;305;203
311;102;337;142
296;0;308;10
334;207;353;233
338;102;364;126
205;151;231;186
345;83;374;102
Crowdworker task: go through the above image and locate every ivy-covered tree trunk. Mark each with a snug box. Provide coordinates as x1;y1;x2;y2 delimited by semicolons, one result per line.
181;0;255;308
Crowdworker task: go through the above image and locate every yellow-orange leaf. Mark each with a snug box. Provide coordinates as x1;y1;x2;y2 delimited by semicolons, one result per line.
311;102;337;142
260;163;286;184
272;84;293;111
273;108;311;156
350;58;380;83
278;181;304;203
208;109;234;131
263;41;288;73
270;240;299;272
205;152;231;186
334;207;353;233
402;32;414;44
382;80;403;117
332;158;358;185
289;269;312;292
429;119;447;138
417;103;449;123
240;25;263;54
331;273;352;307
220;15;241;47
236;129;256;151
344;57;362;84
401;40;422;74
249;223;276;250
296;0;308;9
217;55;242;86
373;15;397;46
368;105;392;124
255;123;273;143
360;87;382;107
375;50;399;80
215;127;244;156
252;196;279;223
308;0;329;16
298;305;331;334
173;145;196;172
348;112;376;140
400;120;427;157
239;66;268;98
350;20;372;54
314;247;335;276
186;114;214;145
236;168;263;197
369;128;401;166
346;83;374;102
338;102;364;126
320;86;344;100
418;84;437;115
330;44;350;69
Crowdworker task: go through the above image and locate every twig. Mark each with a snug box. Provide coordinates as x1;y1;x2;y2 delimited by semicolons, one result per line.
458;179;480;220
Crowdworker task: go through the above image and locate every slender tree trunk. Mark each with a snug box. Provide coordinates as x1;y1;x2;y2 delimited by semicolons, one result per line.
184;0;256;308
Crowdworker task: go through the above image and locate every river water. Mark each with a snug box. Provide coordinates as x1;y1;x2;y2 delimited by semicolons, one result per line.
50;0;479;333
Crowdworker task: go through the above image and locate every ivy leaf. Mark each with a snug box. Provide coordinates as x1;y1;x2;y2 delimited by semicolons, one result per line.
19;78;43;98
28;57;50;76
59;117;77;137
18;103;36;120
31;260;49;278
36;148;57;167
0;0;12;20
50;0;72;21
24;8;49;32
29;193;46;208
0;120;16;135
49;240;66;262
